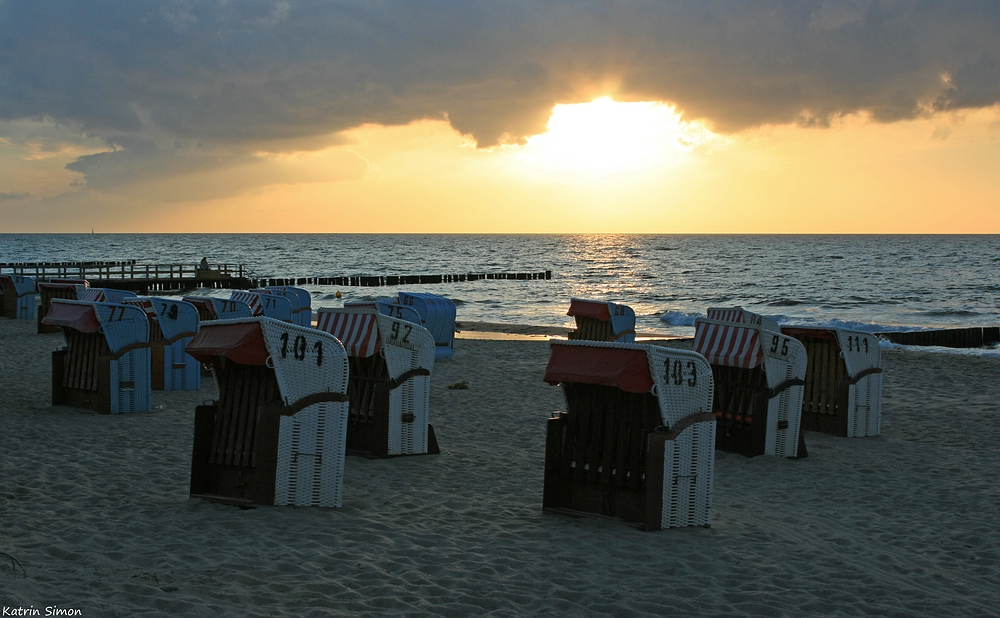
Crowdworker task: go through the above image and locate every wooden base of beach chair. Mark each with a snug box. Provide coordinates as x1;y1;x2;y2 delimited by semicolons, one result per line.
344;355;438;459
542;384;665;530
711;364;771;457
189;363;284;506
795;334;851;436
0;291;14;319
567;316;616;342
52;348;114;415
150;342;165;391
190;403;285;507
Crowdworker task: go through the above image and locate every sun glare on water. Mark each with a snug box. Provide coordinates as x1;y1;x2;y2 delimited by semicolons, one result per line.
515;97;719;179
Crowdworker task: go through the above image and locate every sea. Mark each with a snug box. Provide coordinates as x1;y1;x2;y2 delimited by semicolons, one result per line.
3;234;999;353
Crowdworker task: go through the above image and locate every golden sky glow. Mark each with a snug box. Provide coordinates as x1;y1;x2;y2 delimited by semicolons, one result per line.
2;99;1000;233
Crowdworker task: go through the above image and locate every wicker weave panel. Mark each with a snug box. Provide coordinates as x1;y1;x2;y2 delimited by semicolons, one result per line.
662;420;716;528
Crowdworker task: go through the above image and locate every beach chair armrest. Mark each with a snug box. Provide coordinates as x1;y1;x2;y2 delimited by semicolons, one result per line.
840;366;883;386
766;378;806;399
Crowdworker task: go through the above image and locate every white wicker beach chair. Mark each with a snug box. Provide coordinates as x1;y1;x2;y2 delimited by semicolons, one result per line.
265;286;312;327
694;308;807;458
781;326;882;437
543;340;716;530
124;298;201;391
315;307;438;457
187;317;350;508
566;298;637;343
42;299;152;414
0;274;36;320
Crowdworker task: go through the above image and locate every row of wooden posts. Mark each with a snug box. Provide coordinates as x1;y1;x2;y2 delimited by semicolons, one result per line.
876;326;999;348
263;271;553;287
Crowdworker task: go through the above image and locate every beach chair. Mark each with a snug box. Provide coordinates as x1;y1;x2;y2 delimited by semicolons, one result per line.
183;296;254;322
346;300;422;326
0;274;36;320
78;288;138;303
397;292;457;360
186;317;350;507
542;340;716;530
265;286;312;327
42;299;151;414
37;280;88;333
231;290;293;323
693;307;807;458
566;299;636;343
781;326;882;437
315;307;439;458
123;298;201;391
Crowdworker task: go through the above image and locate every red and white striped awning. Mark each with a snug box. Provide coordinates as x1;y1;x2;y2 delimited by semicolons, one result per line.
693;322;763;369
706;307;745;323
78;288;107;302
567;299;610;321
124;298;157;317
316;311;380;358
230;291;263;316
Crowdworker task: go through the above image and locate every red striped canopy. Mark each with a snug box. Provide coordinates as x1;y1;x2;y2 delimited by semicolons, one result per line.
693;321;763;369
316;311;380;358
567;299;610;321
230;292;263;316
40;300;101;333
706;308;745;323
543;343;653;393
124;298;156;317
183;297;217;319
186;322;269;366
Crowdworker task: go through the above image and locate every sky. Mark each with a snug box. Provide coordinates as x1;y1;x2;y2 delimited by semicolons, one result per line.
1;0;999;233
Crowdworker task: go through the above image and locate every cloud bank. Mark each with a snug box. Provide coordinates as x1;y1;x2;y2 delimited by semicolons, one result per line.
1;0;998;197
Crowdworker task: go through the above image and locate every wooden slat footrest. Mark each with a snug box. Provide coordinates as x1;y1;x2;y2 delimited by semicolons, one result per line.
189;493;256;508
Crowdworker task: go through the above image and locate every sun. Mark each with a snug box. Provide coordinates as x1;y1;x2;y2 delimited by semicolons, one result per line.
514;97;719;179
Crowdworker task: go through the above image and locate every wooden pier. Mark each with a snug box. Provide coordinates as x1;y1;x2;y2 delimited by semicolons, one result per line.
1;261;256;294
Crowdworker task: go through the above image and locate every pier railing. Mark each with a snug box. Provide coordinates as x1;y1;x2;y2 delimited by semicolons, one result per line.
1;261;248;281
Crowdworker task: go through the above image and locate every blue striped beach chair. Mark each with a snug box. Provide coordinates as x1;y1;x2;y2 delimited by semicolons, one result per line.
566;298;636;343
316;307;438;458
0;274;36;320
231;290;293;323
345;300;422;325
397;292;456;360
543;340;716;530
693;307;807;458
183;296;255;322
187;317;350;507
42;299;152;414
78;288;138;303
124;298;202;391
265;286;312;327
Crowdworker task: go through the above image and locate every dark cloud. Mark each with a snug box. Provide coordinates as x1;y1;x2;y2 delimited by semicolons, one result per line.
2;0;998;192
0;192;31;201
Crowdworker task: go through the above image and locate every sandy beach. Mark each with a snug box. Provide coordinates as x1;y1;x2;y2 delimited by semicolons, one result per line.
1;316;998;617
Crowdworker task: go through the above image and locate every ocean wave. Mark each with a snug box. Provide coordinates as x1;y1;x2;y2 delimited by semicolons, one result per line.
658;311;701;327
